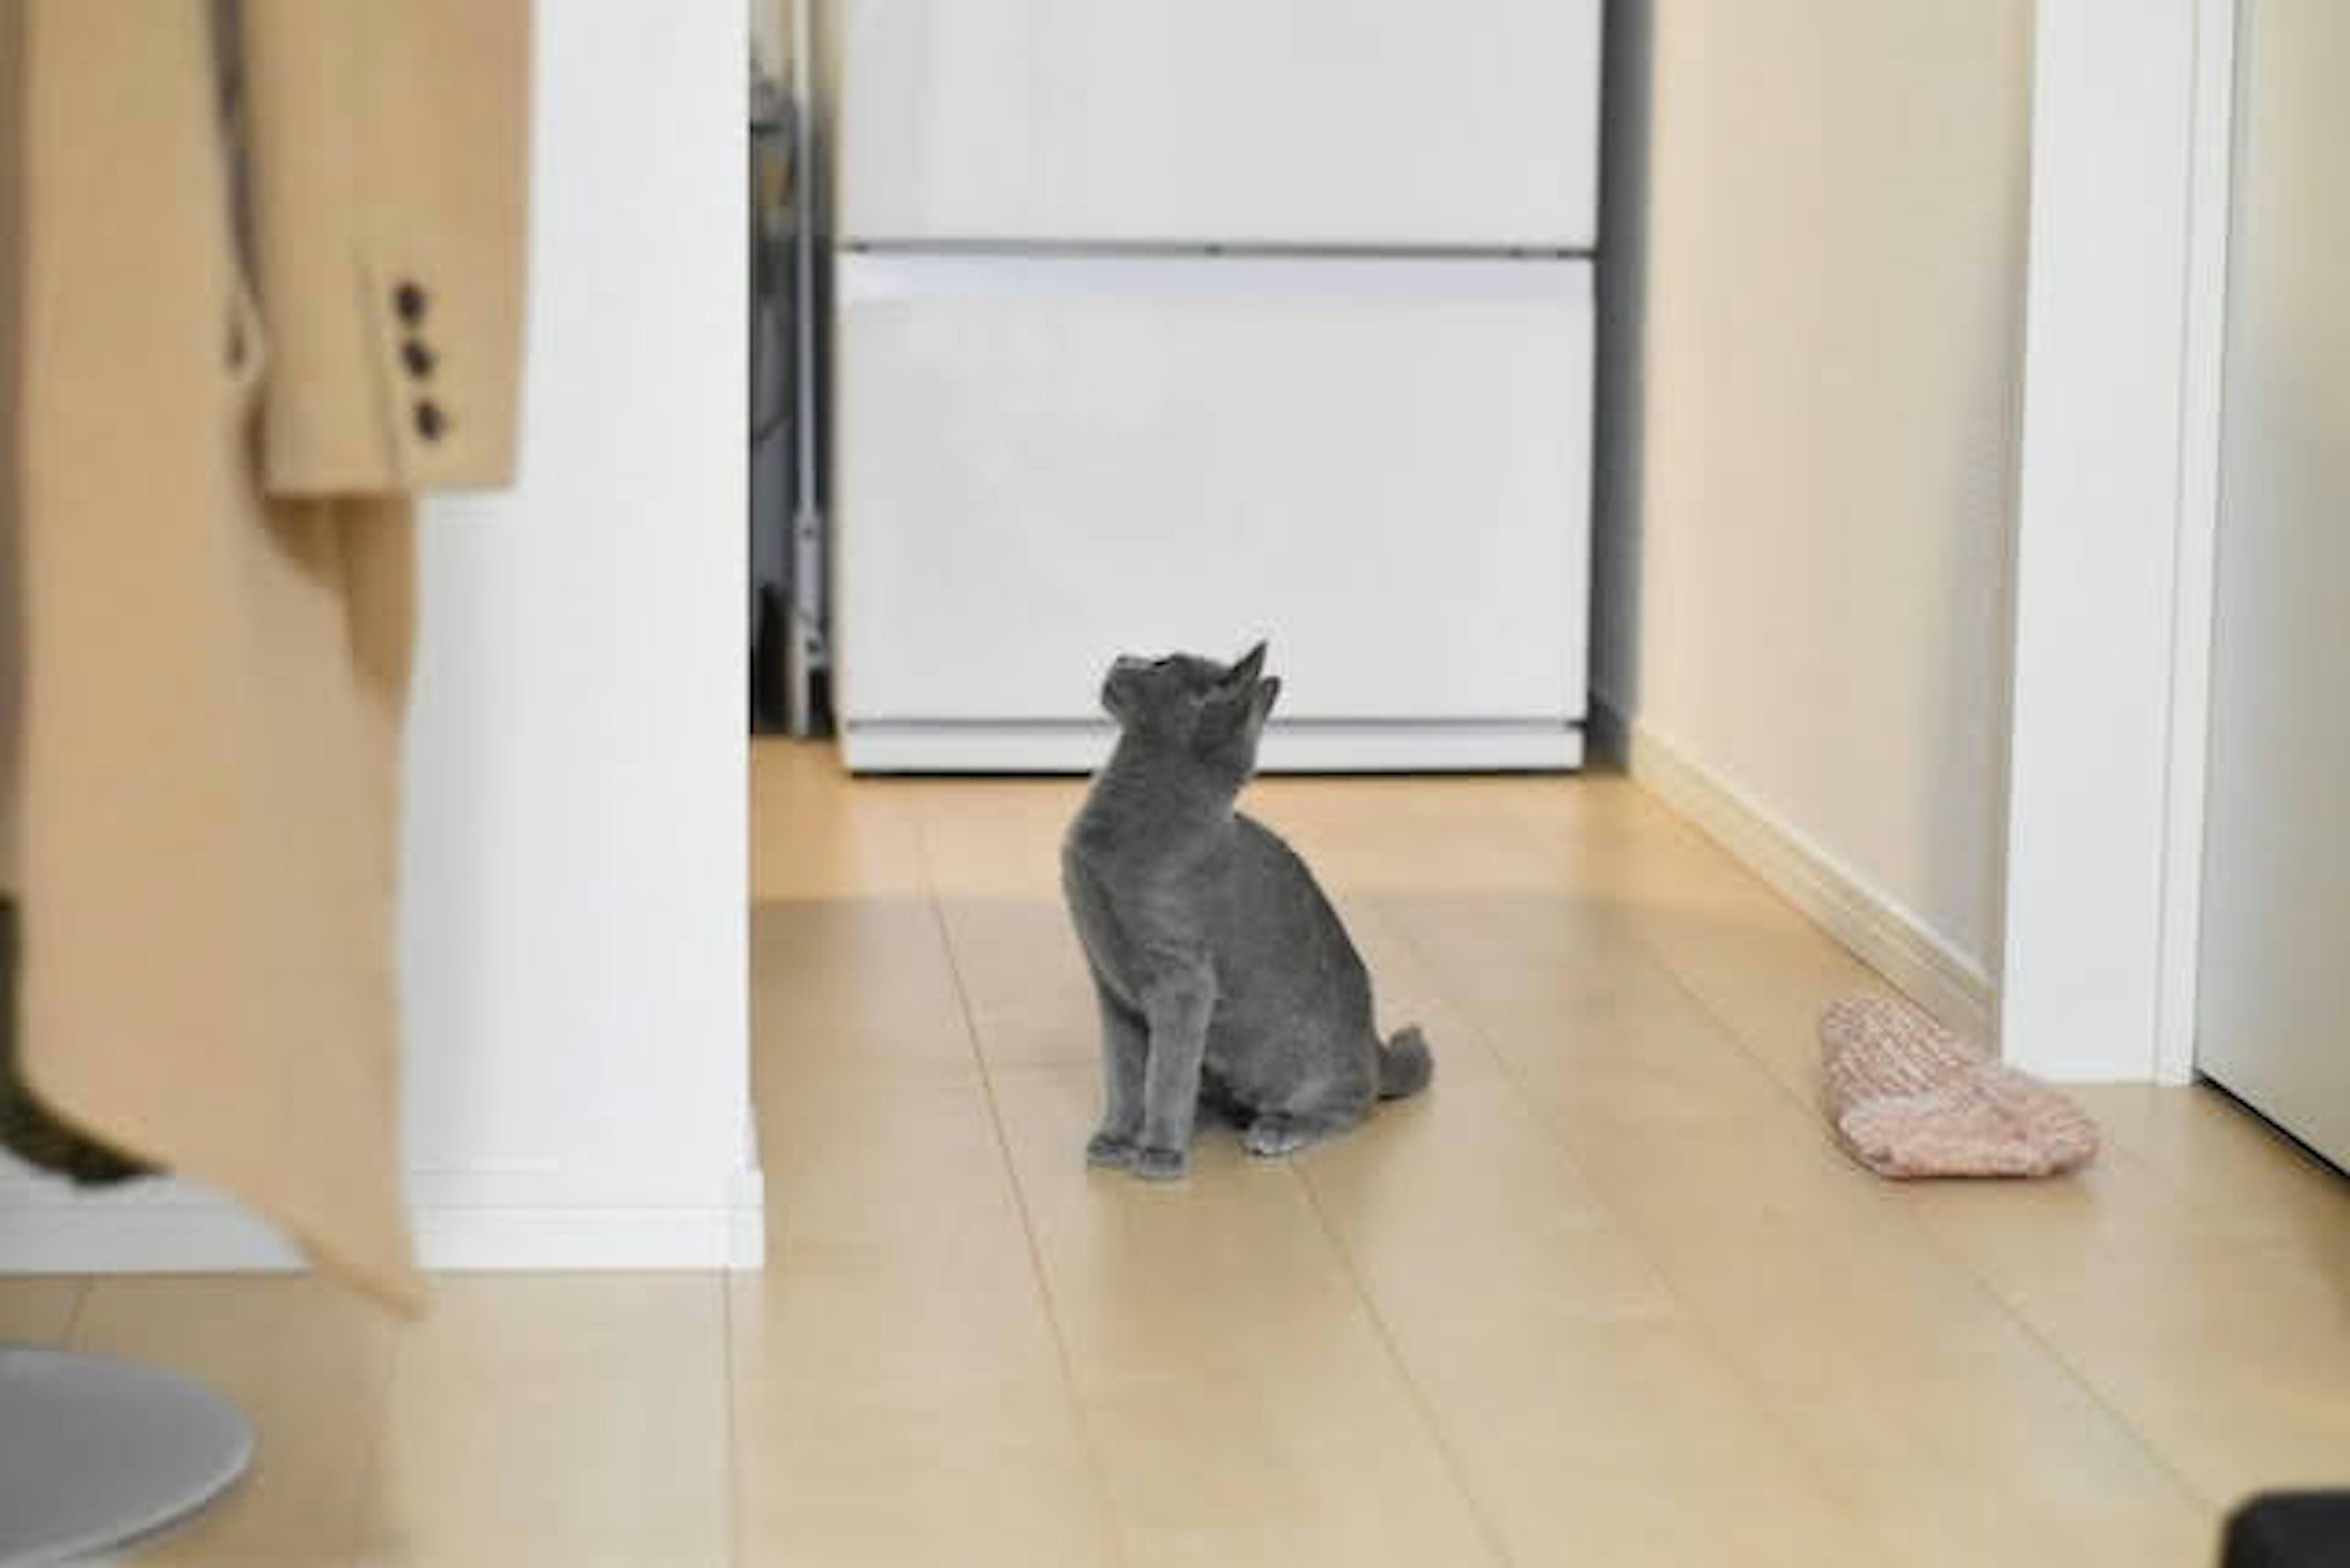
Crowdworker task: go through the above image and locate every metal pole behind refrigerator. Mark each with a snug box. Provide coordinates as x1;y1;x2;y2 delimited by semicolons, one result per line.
785;0;829;737
747;72;793;733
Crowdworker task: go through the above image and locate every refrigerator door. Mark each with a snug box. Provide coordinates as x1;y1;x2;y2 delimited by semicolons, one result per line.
834;253;1591;767
828;0;1601;250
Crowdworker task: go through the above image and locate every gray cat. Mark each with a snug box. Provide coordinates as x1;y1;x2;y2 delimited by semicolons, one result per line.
1061;643;1433;1180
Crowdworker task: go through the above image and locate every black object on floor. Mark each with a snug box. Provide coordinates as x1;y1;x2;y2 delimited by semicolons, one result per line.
2223;1492;2350;1567
0;898;149;1185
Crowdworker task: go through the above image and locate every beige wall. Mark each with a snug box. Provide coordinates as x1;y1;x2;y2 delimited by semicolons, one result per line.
1595;0;2031;979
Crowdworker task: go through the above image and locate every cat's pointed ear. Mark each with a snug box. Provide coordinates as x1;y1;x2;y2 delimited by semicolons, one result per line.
1222;641;1268;692
1197;673;1280;759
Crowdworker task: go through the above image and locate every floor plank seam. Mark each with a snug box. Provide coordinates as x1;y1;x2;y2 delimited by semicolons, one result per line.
1367;890;1891;1556
1287;1162;1518;1567
345;1288;411;1564
720;1273;745;1568
915;829;1136;1568
59;1275;93;1343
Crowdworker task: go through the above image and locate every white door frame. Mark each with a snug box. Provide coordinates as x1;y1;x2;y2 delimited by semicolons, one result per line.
1999;0;2236;1083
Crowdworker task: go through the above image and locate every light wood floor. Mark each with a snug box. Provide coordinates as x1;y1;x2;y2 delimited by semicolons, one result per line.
10;738;2347;1565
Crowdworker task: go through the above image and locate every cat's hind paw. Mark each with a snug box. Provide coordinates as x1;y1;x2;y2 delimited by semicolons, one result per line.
1242;1114;1340;1159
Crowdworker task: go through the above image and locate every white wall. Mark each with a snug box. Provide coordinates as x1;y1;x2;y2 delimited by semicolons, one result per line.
0;0;756;1271
1596;0;2031;1024
1997;0;2221;1083
398;0;753;1266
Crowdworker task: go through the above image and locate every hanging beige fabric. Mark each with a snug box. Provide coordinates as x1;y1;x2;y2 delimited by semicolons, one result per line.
0;0;529;1312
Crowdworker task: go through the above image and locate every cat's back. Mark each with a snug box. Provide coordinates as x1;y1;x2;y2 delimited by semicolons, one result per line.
1214;810;1374;1034
1225;812;1349;935
1229;811;1310;883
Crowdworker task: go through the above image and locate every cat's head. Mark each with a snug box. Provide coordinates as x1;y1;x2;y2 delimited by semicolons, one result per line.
1100;641;1281;778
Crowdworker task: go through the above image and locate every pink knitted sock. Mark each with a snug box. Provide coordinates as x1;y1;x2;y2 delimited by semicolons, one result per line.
1819;994;2098;1178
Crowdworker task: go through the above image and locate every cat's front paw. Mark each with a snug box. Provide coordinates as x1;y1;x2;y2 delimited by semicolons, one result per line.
1130;1144;1188;1182
1084;1130;1138;1170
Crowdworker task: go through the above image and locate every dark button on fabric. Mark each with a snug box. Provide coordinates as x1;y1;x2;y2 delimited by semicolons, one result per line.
401;340;437;379
413;400;447;441
393;281;428;323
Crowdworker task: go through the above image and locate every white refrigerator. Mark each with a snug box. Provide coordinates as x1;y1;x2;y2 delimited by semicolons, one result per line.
824;0;1603;772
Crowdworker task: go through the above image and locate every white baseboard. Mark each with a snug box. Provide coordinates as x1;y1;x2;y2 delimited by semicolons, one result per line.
1618;711;1996;1043
0;1165;768;1277
843;719;1586;774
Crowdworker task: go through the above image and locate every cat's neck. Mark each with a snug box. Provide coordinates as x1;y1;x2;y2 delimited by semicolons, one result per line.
1077;734;1244;851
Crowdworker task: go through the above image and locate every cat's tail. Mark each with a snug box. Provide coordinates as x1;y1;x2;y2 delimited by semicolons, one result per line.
1378;1025;1434;1100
